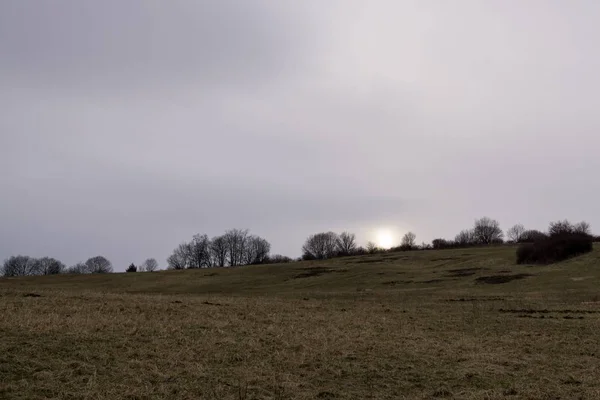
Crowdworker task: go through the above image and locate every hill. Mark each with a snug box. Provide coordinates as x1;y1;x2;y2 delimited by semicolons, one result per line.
1;245;600;399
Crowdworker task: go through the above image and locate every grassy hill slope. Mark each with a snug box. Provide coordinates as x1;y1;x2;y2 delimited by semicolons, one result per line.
1;246;600;399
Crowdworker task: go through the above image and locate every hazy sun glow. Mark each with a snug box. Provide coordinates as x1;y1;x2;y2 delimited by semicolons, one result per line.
375;230;395;249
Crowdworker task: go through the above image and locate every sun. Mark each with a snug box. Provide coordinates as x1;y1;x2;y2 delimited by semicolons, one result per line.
375;229;395;249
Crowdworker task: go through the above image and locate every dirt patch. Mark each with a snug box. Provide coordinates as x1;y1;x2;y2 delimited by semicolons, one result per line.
294;267;347;279
431;257;460;262
497;270;512;274
475;274;532;284
385;255;410;261
204;272;218;277
513;313;587;320
499;308;600;314
316;391;337;399
447;296;505;302
382;280;414;286
445;267;485;277
23;293;42;298
421;279;445;284
202;301;223;306
561;377;583;385
354;259;385;264
432;388;453;398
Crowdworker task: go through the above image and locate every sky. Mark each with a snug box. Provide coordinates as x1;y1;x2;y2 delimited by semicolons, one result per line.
1;1;600;271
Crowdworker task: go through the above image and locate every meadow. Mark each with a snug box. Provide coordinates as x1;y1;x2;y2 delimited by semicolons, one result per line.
1;246;599;399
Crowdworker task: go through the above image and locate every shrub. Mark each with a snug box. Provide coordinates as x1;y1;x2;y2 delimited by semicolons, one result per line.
390;244;413;252
516;243;535;264
126;263;137;273
520;230;548;243
516;232;593;264
419;242;433;250
353;247;368;256
432;239;452;249
267;254;293;264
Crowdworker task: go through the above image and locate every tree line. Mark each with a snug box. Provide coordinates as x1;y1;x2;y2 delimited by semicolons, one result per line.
0;255;162;277
2;217;598;277
166;229;291;269
1;255;113;277
300;217;597;260
516;220;595;264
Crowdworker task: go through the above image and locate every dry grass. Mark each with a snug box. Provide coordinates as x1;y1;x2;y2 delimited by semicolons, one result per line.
1;246;600;399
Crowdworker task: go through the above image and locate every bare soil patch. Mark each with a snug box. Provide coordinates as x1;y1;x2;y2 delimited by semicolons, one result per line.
294;267;347;279
475;273;532;284
445;267;486;277
447;296;505;302
382;280;414;286
499;308;600;314
421;279;445;284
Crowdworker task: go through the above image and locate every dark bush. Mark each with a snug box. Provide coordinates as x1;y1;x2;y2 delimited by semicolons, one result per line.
390;244;413;252
266;254;293;264
516;243;535;264
352;247;368;256
126;263;137;272
419;242;433;250
516;232;593;264
519;230;548;243
432;239;452;249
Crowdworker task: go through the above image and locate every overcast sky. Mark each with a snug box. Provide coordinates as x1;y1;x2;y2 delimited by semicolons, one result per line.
1;1;599;270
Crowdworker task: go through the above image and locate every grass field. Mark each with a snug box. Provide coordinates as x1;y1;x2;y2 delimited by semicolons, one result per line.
1;246;600;399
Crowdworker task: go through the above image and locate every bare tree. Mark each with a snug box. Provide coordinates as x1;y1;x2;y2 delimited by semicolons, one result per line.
210;235;228;267
366;241;379;254
549;220;574;236
141;258;159;272
188;234;211;268
473;217;503;244
401;232;416;249
1;256;66;276
167;243;190;270
336;232;357;256
455;229;475;246
47;258;65;275
302;232;339;259
2;255;37;277
67;262;88;274
243;235;271;265
506;224;526;243
224;229;249;267
85;256;113;274
574;221;591;235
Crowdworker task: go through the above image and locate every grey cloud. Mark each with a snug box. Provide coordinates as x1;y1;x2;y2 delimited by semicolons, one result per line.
1;1;600;270
0;1;317;95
